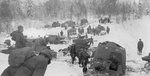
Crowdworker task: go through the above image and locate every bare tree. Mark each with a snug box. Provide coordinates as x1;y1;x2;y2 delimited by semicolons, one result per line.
0;0;13;33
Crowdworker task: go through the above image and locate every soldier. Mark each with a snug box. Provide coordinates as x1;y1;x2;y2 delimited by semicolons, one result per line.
137;39;144;55
87;25;91;34
60;30;63;36
10;25;27;48
70;44;76;64
90;36;94;46
106;26;110;34
78;49;90;73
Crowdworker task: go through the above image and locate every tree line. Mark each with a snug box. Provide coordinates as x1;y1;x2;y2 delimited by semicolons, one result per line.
0;0;149;33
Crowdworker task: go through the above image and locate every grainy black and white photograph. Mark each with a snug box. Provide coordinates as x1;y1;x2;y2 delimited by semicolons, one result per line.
0;0;150;76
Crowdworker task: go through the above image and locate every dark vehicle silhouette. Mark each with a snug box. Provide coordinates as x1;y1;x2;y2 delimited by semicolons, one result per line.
89;41;126;76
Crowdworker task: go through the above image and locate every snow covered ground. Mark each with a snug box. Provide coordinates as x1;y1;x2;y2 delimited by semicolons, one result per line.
0;16;150;76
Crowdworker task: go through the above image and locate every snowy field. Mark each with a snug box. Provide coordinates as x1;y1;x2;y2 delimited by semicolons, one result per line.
0;16;150;76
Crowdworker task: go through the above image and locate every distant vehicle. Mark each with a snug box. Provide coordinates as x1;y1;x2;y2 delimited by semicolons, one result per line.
80;19;88;26
99;17;111;24
52;21;61;27
72;38;91;49
88;41;126;76
93;25;106;36
67;28;77;39
61;20;76;28
46;35;66;44
44;24;51;28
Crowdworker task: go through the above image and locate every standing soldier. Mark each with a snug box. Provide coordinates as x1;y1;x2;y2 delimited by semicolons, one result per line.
137;39;144;55
106;26;110;34
70;44;76;64
87;25;91;34
10;25;27;48
60;30;63;36
90;36;94;46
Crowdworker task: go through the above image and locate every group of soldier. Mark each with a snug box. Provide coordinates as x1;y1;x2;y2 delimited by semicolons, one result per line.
86;25;110;36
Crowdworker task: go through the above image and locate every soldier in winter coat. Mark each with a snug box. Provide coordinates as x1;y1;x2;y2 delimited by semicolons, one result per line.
70;44;76;64
10;25;27;48
106;26;110;34
60;30;63;36
137;39;144;55
90;36;94;46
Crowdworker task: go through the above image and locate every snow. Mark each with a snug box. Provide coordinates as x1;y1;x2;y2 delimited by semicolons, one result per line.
0;53;9;75
23;27;67;39
0;16;150;76
45;59;82;76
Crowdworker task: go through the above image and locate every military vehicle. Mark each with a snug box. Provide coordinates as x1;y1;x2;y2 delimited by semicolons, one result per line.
88;41;126;76
46;35;66;44
67;28;77;39
61;20;76;28
52;21;61;27
80;19;88;26
72;38;91;50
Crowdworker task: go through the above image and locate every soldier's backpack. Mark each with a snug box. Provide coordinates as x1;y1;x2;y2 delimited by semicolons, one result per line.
8;47;35;67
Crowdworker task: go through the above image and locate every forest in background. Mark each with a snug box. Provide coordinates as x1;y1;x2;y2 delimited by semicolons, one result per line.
0;0;150;33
